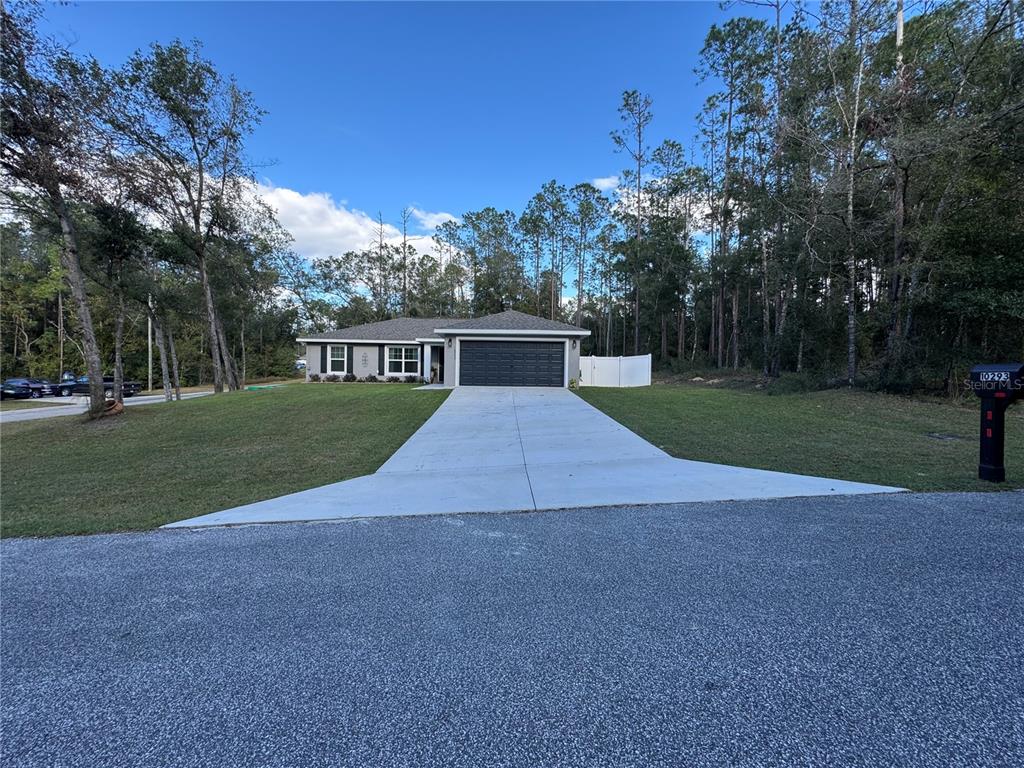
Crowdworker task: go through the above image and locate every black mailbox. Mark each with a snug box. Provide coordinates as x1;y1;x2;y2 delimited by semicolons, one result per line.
968;363;1024;482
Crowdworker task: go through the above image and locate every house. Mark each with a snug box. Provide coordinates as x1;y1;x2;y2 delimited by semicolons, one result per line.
297;309;590;387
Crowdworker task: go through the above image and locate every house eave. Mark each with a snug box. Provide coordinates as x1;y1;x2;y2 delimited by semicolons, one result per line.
297;338;423;345
433;327;591;337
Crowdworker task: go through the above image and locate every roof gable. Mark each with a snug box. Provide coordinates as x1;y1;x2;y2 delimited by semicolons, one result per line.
298;317;456;342
298;310;591;342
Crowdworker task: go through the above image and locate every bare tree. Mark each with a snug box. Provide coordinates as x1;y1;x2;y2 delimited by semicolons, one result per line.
611;90;653;354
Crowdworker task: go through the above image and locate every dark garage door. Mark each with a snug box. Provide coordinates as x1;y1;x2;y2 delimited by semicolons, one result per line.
459;340;565;387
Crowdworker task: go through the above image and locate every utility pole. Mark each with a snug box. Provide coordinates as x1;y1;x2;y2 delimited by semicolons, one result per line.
401;207;412;315
147;293;153;392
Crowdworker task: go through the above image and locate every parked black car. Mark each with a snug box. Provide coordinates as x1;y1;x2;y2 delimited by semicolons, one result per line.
56;375;142;399
1;379;33;400
26;378;57;398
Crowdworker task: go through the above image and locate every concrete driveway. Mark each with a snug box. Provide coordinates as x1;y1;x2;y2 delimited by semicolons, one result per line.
0;391;212;424
168;387;901;528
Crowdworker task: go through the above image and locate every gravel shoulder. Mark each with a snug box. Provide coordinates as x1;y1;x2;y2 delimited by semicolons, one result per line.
2;492;1022;767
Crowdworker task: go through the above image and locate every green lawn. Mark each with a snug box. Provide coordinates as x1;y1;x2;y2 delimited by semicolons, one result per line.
578;383;1024;492
1;384;449;538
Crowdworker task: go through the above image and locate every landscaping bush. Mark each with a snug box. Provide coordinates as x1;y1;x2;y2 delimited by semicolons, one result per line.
308;373;320;382
763;371;826;395
386;376;401;383
343;373;357;382
363;374;378;383
404;375;419;384
324;374;340;383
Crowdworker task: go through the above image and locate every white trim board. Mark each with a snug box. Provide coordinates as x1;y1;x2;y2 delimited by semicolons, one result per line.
298;338;421;345
301;329;590;343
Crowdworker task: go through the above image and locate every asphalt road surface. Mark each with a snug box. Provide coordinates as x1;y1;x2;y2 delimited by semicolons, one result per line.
0;391;212;424
2;492;1022;767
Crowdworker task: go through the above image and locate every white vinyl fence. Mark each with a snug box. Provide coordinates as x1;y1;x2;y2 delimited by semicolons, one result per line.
579;354;652;387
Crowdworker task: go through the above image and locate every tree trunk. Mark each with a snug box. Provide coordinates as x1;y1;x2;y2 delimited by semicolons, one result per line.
731;284;740;369
549;237;557;320
535;242;542;315
54;195;105;417
216;313;239;391
605;287;612;355
760;234;772;377
113;290;125;403
846;235;857;386
717;283;726;368
167;324;182;401
241;319;247;386
883;0;909;375
845;7;866;387
771;285;790;378
621;303;627;354
709;290;716;361
197;253;225;393
716;91;736;367
660;314;668;361
576;235;585;327
677;301;686;360
634;117;643;356
150;310;173;401
57;291;64;380
633;280;641;354
690;303;700;362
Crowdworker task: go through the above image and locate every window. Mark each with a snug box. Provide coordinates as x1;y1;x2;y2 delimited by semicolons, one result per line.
328;345;346;373
387;345;419;375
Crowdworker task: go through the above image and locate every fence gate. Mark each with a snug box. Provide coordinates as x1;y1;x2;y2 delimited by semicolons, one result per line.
579;355;651;387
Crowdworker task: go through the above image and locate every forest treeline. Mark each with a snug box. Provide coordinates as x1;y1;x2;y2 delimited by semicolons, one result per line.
285;0;1023;395
2;1;1023;417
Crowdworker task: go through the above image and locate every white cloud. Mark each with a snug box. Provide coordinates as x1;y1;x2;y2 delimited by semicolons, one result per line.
257;182;398;261
409;207;459;231
591;175;620;192
257;182;447;261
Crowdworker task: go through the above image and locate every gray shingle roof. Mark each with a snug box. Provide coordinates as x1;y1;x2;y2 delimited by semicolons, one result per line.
298;317;456;342
298;310;589;342
437;310;588;334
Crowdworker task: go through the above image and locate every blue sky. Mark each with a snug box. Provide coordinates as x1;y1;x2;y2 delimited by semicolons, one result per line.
40;1;776;257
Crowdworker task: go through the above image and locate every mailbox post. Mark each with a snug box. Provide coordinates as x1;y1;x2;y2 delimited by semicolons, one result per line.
968;363;1024;482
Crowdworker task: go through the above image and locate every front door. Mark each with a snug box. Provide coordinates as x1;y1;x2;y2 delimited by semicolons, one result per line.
428;345;444;383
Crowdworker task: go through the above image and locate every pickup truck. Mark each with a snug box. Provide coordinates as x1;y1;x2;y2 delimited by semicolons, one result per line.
56;375;142;399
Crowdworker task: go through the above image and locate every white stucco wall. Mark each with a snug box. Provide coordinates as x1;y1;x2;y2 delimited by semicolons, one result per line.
351;345;380;378
305;344;322;379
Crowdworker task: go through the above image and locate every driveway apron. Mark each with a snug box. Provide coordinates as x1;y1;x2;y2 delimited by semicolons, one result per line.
167;387;902;527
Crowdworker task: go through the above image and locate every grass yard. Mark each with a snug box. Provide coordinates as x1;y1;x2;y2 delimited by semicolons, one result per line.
1;384;449;538
578;383;1024;492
